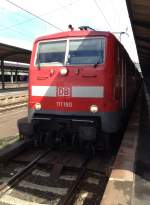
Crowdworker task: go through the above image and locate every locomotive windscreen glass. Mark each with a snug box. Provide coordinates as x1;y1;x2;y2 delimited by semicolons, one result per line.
35;38;104;66
67;38;104;65
36;40;66;66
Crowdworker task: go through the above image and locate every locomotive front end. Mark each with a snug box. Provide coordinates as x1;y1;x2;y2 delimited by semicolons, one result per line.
28;31;107;147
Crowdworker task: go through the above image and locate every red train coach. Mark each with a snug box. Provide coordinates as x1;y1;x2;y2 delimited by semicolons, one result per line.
19;26;141;149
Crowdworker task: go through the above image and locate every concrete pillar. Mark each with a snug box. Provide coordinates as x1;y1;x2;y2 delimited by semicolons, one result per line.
15;68;18;83
1;59;5;89
10;69;13;84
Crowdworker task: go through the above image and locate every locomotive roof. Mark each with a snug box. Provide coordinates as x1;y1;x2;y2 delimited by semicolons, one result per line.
34;30;115;43
33;29;135;68
34;30;131;61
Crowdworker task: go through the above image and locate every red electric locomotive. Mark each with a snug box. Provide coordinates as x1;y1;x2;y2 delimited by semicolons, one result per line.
19;26;141;150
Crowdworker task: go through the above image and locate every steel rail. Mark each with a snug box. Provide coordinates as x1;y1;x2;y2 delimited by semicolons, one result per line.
0;102;27;112
61;166;86;205
0;149;50;196
61;155;90;205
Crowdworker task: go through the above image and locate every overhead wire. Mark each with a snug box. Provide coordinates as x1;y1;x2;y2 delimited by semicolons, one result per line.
0;23;33;40
107;0;121;30
5;0;63;31
93;0;112;30
0;18;34;33
0;0;79;33
3;0;113;38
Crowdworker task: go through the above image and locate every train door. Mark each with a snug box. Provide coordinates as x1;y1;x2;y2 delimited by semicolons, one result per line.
121;59;127;110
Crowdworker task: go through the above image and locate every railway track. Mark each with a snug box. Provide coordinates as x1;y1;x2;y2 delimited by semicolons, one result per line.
0;146;114;205
0;93;28;112
0;101;27;112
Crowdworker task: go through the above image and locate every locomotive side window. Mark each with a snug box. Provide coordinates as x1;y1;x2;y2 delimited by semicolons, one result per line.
35;40;67;66
67;38;104;65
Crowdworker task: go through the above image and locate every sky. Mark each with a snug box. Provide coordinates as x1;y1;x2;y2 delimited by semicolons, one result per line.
0;0;139;62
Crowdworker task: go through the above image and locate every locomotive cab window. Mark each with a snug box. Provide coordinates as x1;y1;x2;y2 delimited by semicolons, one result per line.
35;38;104;67
67;38;104;65
35;40;67;66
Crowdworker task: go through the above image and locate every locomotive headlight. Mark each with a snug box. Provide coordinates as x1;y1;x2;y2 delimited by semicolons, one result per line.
90;105;98;113
60;67;68;76
35;103;41;110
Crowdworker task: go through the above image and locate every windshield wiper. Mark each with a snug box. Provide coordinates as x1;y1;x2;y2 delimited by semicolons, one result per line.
94;61;99;68
37;53;41;69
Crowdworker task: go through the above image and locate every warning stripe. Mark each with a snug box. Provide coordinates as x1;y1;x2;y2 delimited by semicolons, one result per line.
32;86;104;98
32;86;56;97
72;86;104;98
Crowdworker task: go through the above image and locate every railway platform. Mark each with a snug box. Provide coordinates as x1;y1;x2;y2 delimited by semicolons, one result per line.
101;84;150;205
0;88;28;139
0;87;27;96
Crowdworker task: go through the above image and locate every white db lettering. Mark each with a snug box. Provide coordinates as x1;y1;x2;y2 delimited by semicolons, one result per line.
57;87;71;96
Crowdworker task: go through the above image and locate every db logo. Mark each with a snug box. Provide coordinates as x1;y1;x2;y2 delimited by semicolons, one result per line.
57;87;71;96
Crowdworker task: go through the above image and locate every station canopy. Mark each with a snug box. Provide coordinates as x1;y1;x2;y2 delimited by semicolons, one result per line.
0;42;31;64
126;0;150;76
